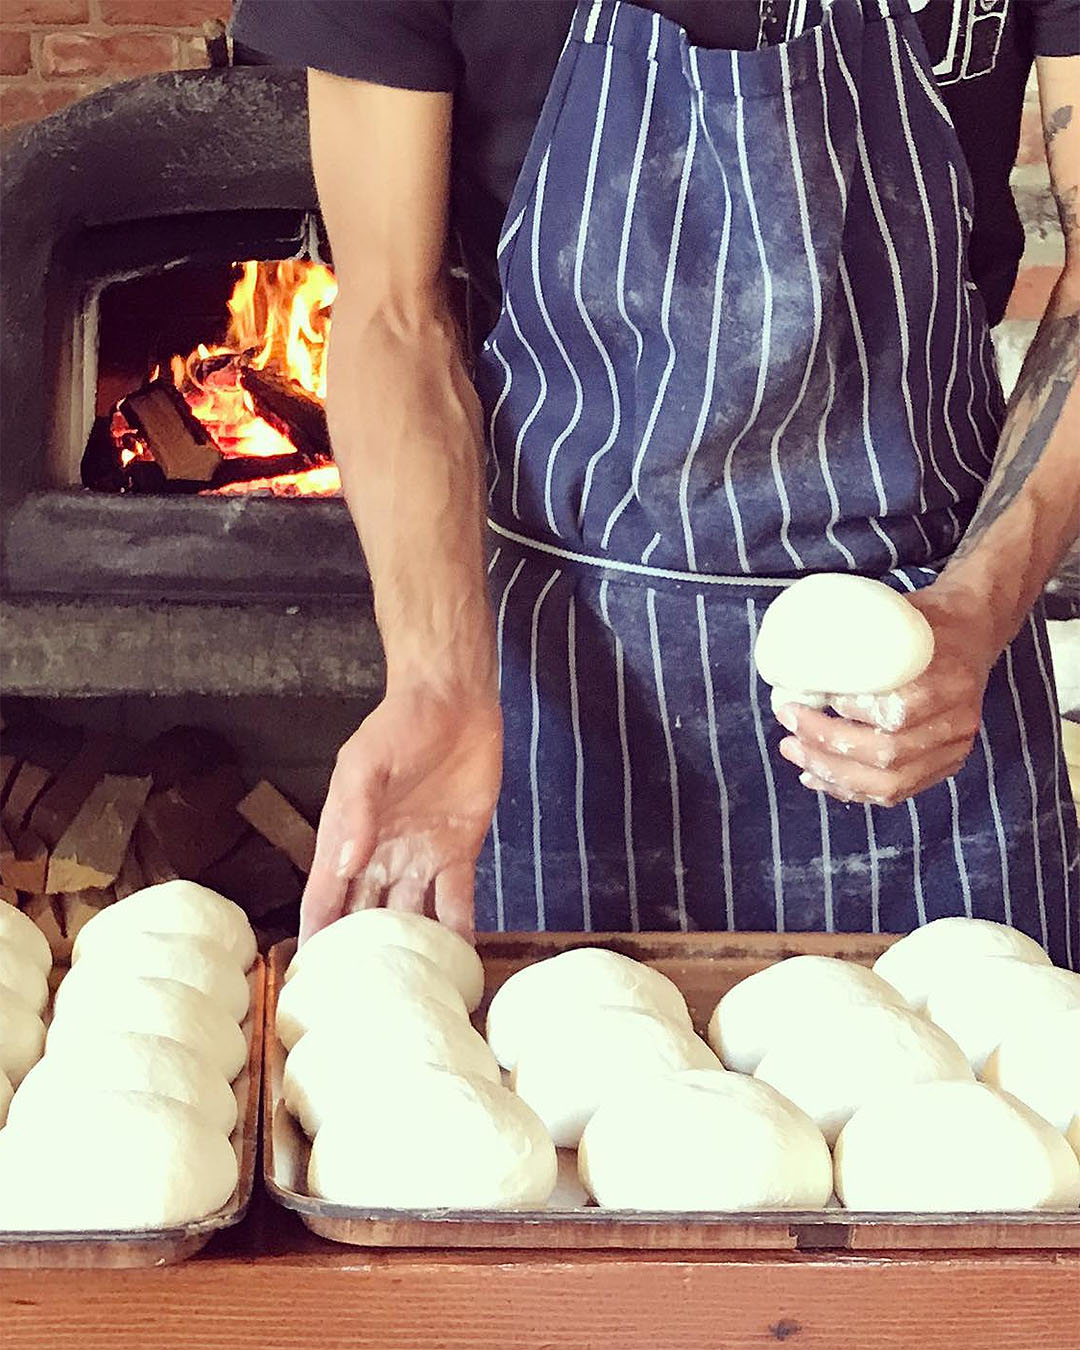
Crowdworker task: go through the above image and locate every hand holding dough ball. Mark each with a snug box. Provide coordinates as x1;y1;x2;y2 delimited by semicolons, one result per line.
753;573;934;709
0;904;51;975
276;945;467;1051
707;955;908;1074
754;1003;973;1144
0;939;49;1015
285;1016;500;1138
0;985;45;1086
924;958;1080;1073
486;947;691;1070
834;1081;1080;1212
511;1006;721;1148
0;1090;238;1230
578;1070;833;1211
288;909;484;1011
981;1007;1080;1134
48;974;247;1080
0;1069;11;1127
873;917;1051;1011
57;931;250;1022
73;881;256;971
307;1066;557;1210
10;1031;238;1135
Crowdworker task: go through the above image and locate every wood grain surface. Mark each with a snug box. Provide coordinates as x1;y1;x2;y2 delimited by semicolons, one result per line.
3;1192;1078;1350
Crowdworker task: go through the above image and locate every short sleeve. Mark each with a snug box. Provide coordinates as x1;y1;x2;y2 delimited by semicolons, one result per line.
230;0;458;91
1024;0;1080;56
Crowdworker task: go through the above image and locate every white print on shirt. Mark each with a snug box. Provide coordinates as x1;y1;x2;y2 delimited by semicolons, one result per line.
928;0;1010;85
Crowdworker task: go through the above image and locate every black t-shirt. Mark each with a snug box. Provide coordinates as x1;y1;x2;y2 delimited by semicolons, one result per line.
233;0;1079;339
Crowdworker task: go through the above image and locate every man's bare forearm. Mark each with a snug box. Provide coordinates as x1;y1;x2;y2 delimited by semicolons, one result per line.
327;284;496;698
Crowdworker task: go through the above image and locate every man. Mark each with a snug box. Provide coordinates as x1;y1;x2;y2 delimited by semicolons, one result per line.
234;0;1079;964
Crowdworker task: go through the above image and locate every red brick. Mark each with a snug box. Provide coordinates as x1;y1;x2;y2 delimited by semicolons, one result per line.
1005;265;1061;321
0;81;87;128
1016;105;1047;168
0;31;32;75
98;0;231;24
1;0;88;21
40;30;176;77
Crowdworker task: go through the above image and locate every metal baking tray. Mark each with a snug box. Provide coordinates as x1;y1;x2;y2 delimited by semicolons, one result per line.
0;954;265;1268
263;933;1080;1251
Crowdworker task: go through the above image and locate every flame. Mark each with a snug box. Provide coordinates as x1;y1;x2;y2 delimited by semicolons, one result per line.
125;260;341;496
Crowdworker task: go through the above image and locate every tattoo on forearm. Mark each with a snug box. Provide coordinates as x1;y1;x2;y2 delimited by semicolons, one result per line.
1044;104;1073;146
1054;184;1079;240
952;310;1080;561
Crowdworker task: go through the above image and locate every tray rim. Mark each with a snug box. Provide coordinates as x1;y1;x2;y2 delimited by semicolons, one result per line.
262;933;1080;1250
0;951;266;1267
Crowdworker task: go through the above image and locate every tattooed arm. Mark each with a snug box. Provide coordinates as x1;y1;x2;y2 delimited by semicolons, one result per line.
777;55;1079;808
931;54;1080;651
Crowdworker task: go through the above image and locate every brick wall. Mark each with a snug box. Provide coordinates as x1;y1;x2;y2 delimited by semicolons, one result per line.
0;0;231;130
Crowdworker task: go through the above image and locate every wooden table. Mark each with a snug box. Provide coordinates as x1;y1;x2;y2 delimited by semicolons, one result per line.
4;1189;1078;1350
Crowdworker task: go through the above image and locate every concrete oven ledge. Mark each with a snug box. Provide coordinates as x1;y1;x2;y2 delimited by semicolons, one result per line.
0;597;385;698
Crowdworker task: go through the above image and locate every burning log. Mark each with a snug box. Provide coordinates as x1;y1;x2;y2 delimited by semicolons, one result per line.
120;378;222;483
239;366;332;464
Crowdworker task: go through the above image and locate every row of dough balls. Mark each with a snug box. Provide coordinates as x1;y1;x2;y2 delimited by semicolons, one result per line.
0;904;54;1122
279;910;559;1209
0;881;257;1231
486;920;1080;1212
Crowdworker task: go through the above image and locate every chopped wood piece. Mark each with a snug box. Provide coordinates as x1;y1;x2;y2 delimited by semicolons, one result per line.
138;763;246;878
22;894;65;964
237;781;316;874
211;451;313;487
56;887;114;962
113;847;146;901
46;774;152;894
201;834;303;919
239;366;331;463
28;733;120;848
120;378;222;483
141;725;238;792
0;754;17;804
133;818;179;886
0;884;17;906
1;763;52;834
1;829;48;893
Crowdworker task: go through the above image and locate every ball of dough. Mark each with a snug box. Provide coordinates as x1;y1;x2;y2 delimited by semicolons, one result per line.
57;931;250;1022
72;881;256;971
0;1090;238;1230
285;1015;500;1138
0;1069;11;1127
1067;1114;1080;1165
707;955;908;1075
307;1066;557;1210
287;910;484;1012
276;945;467;1052
925;958;1080;1073
0;904;51;975
511;1006;721;1148
10;1031;238;1134
486;947;692;1070
834;1081;1080;1212
0;985;45;1086
579;1070;833;1211
754;1003;973;1145
48;974;247;1081
981;1006;1080;1134
873;917;1051;1011
753;574;934;697
0;938;49;1015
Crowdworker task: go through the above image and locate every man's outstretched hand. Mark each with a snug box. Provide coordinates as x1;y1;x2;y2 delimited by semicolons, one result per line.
299;686;503;944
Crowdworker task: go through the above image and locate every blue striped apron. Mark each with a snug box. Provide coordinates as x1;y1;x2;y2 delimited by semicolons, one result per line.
473;0;1078;966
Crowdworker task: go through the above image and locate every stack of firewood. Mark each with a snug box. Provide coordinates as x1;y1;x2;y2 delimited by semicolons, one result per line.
0;711;315;962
